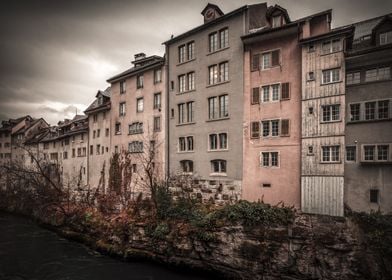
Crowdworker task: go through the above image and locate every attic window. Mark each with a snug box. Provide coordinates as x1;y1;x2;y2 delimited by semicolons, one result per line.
380;31;392;45
272;16;282;28
98;96;103;105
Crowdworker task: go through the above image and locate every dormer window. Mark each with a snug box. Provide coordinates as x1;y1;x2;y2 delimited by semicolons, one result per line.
272;16;281;28
97;96;103;106
380;31;392;45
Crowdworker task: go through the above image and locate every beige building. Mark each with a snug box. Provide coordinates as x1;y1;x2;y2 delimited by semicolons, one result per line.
84;87;112;191
107;53;165;196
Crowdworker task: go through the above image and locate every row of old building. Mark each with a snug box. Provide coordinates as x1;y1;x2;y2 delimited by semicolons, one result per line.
0;3;391;216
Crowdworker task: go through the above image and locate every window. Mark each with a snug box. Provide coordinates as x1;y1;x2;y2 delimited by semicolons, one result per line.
93;130;96;138
105;128;109;137
136;74;144;89
77;148;81;157
119;102;126;116
262;86;269;102
370;189;379;203
378;100;390;119
322;104;340;122
64;138;69;145
128;122;143;135
154;68;162;83
136;98;144;112
178;136;194;152
261;50;280;69
262;121;270;137
271;120;279;136
90;145;93;155
179;45;186;63
153;93;161;109
209;32;218;52
251;54;260;71
115;122;121;135
322;68;340;84
250;122;260;138
364;145;375;161
308;72;315;81
271;84;280;101
63;151;68;160
187;41;195;60
346;72;360;85
322;39;341;54
180;160;193;173
208;95;228;120
380;31;392;45
251;87;260;104
179;72;195;93
44;142;49;149
97;129;100;138
350;104;361;121
120;80;126;94
272;16;281;28
179;75;186;93
377;145;389;161
365;67;391;82
220;28;229;49
98;96;103;106
280;119;290;136
211;160;226;173
308;146;314;155
93;114;98;123
188;72;195;91
346;146;356;162
308;44;315;52
153;116;161;132
178;102;194;124
260;152;279;167
209;62;228;85
128;141;143;153
365;102;376;120
209;133;227;150
309;107;314;114
96;144;100;155
321;146;340;163
261;83;287;102
260;119;289;137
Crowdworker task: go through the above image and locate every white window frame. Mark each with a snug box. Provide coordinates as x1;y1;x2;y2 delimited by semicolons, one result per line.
321;104;340;123
322;68;340;84
208;132;228;151
321;145;340;163
259;151;280;168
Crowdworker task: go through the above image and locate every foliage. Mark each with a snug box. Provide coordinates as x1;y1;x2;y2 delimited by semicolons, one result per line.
108;152;122;194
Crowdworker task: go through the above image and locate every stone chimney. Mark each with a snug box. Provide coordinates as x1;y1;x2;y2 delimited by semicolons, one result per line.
134;53;146;61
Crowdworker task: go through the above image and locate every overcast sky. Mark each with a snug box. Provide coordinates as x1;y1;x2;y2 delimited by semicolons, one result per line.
0;0;391;125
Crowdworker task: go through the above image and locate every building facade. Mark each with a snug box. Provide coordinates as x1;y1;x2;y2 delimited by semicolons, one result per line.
164;3;268;202
345;15;392;213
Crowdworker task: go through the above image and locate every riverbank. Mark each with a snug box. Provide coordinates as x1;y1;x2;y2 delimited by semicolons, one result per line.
1;186;391;279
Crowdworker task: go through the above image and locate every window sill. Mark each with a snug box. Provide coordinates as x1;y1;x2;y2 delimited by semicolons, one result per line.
320;161;342;164
260;166;280;169
182;172;193;176
206;80;230;88
320;50;343;56
347;118;392;125
207;46;229;56
177;58;196;66
128;132;144;135
207;149;228;152
209;172;227;177
114;132;122;135
177;150;194;154
136;111;144;113
206;117;229;123
360;160;392;165
320;120;342;124
259;65;281;71
320;80;343;86
347;78;392;87
176;122;196;127
177;89;196;95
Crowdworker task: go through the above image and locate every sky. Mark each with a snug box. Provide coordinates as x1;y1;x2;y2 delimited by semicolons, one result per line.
0;0;391;125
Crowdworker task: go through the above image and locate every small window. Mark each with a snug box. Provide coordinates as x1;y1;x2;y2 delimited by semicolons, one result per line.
136;98;144;112
154;68;162;83
308;44;315;52
322;104;340;122
346;146;356;162
115;123;121;135
120;80;126;94
262;183;271;188
260;151;279;167
272;16;281;28
119;102;126;116
153;116;161;132
308;146;314;155
179;45;186;63
307;72;315;81
251;87;260;104
322;68;340;84
250;122;260;138
136;74;144;89
350;104;361;121
370;189;379;203
380;31;392;45
309;107;314;114
211;159;227;174
180;160;193;173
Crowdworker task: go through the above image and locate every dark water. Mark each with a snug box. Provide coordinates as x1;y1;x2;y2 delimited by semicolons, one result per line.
0;212;212;280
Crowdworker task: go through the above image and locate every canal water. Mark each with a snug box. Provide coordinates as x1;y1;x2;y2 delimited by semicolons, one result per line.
0;212;213;280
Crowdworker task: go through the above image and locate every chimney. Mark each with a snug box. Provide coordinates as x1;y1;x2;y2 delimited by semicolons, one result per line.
134;53;146;61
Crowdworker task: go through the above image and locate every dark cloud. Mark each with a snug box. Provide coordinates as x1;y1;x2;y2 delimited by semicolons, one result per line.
0;0;391;125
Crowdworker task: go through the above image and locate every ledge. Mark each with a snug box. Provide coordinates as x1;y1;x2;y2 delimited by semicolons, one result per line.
206;80;230;88
206;46;230;56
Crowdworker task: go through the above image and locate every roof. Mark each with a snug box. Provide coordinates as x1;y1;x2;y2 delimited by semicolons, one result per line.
242;9;332;40
163;5;250;45
107;56;164;83
201;3;224;16
299;25;355;44
84;87;112;114
266;4;291;23
352;13;392;41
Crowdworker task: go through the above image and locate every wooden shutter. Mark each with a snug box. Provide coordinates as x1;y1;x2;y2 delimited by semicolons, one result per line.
281;82;290;100
251;87;260;104
271;50;280;66
281;119;290;136
250;122;260;138
251;54;260;71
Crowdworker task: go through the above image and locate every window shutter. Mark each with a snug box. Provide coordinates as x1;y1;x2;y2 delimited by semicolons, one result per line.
251;54;260;71
271;50;280;66
250;122;260;138
281;119;290;136
281;82;290;100
251;87;260;104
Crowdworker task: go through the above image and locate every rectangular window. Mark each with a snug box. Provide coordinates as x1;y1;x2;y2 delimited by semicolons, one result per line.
250;122;260;138
220;28;229;48
262;121;270;137
350;103;361;121
251;87;260;104
346;146;356;162
154;68;162;83
322;39;341;54
377;145;389;161
208;95;228;120
128;122;143;135
365;102;376;120
178;103;185;124
128;141;143;153
93;114;98;123
251;54;260;71
378;100;389;119
272;16;281;28
364;145;376;161
136;75;144;89
209;32;218;52
281;83;290;100
260;152;279;167
179;74;186;93
322;146;340;162
271;152;279;166
179;137;186;152
179;136;193;152
219;62;229;82
280;119;290;136
120;80;126;94
370;189;379;203
115;122;121;134
180;160;193;173
187;72;195;91
219;133;227;149
262;53;270;69
136;98;144;112
262;86;269;102
209;65;218;85
179;45;186;63
209;134;218;150
119;102;126;116
219;95;228;118
153;116;161;132
271;120;279;136
187;136;194;151
322;68;340;84
187;41;195;60
262;152;269;167
187;102;194;122
380;31;392;45
365;67;391;82
211;160;226;173
153;93;161;109
271;84;280;101
346;72;361;85
322;104;340;122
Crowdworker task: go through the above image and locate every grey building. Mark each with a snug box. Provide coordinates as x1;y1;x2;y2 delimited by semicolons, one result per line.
163;3;268;200
345;14;392;213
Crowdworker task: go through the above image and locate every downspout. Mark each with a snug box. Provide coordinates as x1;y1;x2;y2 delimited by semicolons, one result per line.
164;44;170;179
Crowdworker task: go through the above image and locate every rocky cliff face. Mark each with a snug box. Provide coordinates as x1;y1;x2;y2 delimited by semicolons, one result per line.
57;213;390;280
